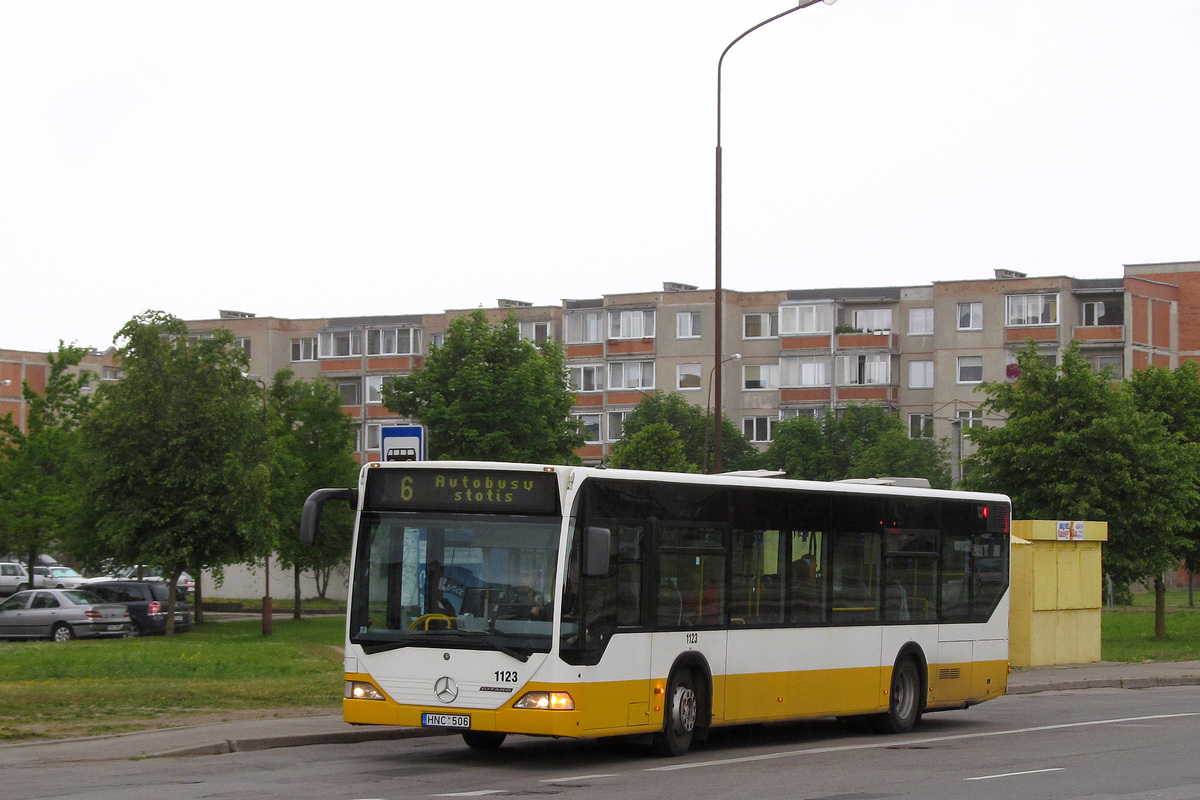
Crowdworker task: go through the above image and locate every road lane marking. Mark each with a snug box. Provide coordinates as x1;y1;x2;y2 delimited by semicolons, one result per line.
966;767;1064;781
646;712;1200;772
540;774;621;783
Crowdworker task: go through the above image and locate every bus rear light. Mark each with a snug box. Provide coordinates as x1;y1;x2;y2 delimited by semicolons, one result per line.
346;681;386;701
514;691;574;710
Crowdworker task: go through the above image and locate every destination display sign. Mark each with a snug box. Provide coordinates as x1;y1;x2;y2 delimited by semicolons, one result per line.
364;467;560;515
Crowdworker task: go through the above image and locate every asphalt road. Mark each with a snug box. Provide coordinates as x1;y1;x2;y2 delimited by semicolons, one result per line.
6;685;1200;800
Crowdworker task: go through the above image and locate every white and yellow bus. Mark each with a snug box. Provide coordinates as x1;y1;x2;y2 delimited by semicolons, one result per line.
302;461;1010;756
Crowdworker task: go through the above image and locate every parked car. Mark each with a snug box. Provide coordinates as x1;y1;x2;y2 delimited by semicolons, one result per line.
0;562;30;596
80;579;192;636
33;565;87;589
0;588;131;641
109;566;195;595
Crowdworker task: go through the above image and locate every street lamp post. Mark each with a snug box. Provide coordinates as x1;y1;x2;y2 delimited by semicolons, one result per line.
704;353;741;473
714;0;836;473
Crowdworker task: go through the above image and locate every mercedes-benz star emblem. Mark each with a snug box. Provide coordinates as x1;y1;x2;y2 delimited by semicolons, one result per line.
434;676;459;704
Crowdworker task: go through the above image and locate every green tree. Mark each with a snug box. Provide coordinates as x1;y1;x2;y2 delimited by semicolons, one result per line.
845;427;952;488
763;405;947;485
613;391;759;473
267;369;359;618
962;341;1199;637
1126;360;1200;618
79;311;271;634
381;310;583;463
608;421;696;472
0;343;94;581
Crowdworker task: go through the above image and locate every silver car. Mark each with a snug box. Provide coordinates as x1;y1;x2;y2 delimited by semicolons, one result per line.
33;566;87;589
0;589;132;641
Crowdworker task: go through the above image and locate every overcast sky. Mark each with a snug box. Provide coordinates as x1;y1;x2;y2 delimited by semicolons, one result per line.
3;1;1197;354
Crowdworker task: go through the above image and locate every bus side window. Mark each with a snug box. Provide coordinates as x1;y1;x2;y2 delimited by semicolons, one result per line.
788;530;824;624
829;531;880;623
731;529;784;625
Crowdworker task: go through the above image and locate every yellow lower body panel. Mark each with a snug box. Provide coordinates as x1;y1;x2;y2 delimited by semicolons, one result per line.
344;660;1008;739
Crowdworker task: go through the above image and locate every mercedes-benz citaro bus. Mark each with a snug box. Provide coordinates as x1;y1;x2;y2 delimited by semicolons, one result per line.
300;461;1011;756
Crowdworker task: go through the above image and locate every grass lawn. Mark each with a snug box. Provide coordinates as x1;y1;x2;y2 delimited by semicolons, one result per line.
1102;587;1200;662
0;615;345;742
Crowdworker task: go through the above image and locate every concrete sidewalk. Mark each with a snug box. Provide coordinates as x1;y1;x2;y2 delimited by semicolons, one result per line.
2;660;1197;766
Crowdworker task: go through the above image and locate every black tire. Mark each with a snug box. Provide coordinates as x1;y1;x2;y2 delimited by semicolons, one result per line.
51;623;75;642
16;583;28;593
653;670;699;756
871;656;922;734
462;731;506;750
125;621;143;638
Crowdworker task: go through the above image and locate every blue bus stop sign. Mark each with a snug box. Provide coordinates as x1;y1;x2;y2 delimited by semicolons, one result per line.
381;425;426;461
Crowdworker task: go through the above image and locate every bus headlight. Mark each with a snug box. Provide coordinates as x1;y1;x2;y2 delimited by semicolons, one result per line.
346;681;386;701
514;691;575;710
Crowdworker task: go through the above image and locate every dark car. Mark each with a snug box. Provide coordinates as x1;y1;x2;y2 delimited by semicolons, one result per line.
80;579;192;636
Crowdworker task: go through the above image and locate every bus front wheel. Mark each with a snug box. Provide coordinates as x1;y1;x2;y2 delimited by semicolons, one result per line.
872;656;922;734
653;670;698;756
462;731;506;750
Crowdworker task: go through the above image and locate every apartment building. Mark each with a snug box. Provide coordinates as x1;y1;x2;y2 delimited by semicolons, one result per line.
5;261;1196;468
1;346;119;434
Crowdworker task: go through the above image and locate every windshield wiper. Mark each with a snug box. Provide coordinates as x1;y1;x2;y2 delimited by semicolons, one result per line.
353;632;532;662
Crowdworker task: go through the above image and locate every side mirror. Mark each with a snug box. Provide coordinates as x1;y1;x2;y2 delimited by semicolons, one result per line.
300;488;358;546
582;526;611;578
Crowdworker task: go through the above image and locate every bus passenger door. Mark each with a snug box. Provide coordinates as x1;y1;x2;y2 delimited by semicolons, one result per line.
652;530;730;728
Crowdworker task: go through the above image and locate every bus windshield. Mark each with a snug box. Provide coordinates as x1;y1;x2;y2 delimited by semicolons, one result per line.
349;511;562;660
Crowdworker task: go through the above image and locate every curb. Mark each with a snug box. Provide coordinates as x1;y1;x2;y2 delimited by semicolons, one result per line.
160;726;450;758
1007;675;1200;695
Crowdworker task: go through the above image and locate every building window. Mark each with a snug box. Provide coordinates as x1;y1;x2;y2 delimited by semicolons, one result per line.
908;308;934;335
565;310;603;344
957;409;984;429
234;338;252;358
519;321;551;346
678;363;702;390
743;416;777;443
573;413;602;444
780;407;824;421
780;304;833;335
365;423;381;451
742;364;778;391
320;330;363;358
367;327;421;356
837;354;890;386
1082;300;1123;327
957;356;984;384
957;302;983;331
676;311;702;339
430;333;445;349
851;308;892;332
338;381;361;406
909;413;934;438
569;365;604;393
291;337;317;362
780;356;830;387
1006;293;1058;326
1087;354;1124;379
609;360;655;390
743;312;779;339
609;309;655;340
908;360;934;389
101;367;121;381
606;410;632;442
365;376;392;404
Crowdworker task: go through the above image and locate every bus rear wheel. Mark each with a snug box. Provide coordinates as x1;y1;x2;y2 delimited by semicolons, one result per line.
653;670;698;756
871;656;922;734
462;731;506;750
